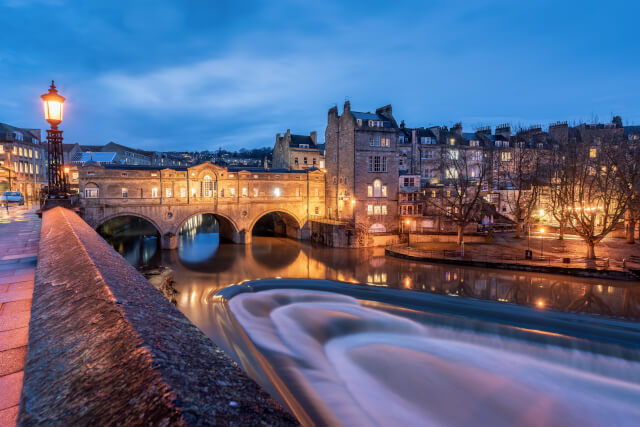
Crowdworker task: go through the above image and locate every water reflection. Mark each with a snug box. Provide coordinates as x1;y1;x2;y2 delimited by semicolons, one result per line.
102;215;640;323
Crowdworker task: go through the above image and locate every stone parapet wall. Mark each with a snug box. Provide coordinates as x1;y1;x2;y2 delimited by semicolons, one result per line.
19;207;297;426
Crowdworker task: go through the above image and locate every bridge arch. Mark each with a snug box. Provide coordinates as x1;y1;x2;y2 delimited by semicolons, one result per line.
173;211;242;244
96;212;163;237
250;209;306;240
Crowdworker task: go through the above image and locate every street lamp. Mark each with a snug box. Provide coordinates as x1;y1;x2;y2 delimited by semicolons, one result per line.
41;80;68;202
540;227;545;258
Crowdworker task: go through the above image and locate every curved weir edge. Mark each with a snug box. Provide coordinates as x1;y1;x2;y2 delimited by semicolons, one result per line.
214;278;640;361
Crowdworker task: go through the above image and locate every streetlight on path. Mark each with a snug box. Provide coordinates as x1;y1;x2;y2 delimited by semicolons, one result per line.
41;80;69;208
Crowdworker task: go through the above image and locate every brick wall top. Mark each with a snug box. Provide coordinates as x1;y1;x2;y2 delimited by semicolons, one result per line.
19;207;298;426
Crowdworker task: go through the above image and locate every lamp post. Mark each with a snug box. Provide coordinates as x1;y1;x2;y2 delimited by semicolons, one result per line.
540;227;545;259
41;80;68;202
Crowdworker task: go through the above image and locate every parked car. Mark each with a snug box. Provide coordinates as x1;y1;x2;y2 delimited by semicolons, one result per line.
1;191;25;206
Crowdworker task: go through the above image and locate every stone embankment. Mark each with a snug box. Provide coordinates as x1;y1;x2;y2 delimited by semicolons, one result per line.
19;207;298;426
386;246;639;281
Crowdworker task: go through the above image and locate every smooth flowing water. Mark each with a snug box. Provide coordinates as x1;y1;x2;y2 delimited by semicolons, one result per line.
101;214;640;426
210;286;640;426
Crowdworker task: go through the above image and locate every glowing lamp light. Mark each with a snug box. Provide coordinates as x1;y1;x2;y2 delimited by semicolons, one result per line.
539;209;545;216
351;199;356;205
41;80;65;126
540;227;545;233
536;299;545;309
63;167;70;174
405;219;411;225
273;187;281;197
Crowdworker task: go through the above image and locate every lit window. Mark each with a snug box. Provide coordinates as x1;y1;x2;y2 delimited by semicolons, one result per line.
230;188;235;197
122;188;128;198
202;175;213;197
314;188;319;197
296;187;301;197
445;168;458;179
382;205;388;215
368;185;373;197
180;188;186;198
253;188;259;197
152;187;158;198
0;145;3;154
166;188;172;198
191;187;196;197
319;160;324;168
18;147;23;156
374;205;381;215
367;204;373;215
29;149;33;158
382;185;387;197
304;157;308;165
84;186;99;198
294;157;299;165
501;151;512;162
29;164;33;174
274;187;281;197
37;165;40;175
431;190;436;198
589;148;597;158
242;187;248;197
448;150;459;160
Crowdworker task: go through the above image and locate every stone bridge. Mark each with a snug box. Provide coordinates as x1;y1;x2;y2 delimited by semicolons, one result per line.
78;162;326;248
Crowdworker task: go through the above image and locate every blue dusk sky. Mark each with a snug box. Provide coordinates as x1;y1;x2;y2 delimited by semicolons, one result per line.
1;0;639;151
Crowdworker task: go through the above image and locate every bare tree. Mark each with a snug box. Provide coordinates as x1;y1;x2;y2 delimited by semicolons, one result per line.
498;145;544;238
425;146;487;246
558;137;638;259
548;150;571;240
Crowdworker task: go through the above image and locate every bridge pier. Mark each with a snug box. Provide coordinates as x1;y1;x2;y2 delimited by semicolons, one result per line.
162;232;178;250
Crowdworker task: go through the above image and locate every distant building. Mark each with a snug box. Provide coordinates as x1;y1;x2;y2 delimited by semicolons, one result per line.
0;122;47;199
272;129;324;170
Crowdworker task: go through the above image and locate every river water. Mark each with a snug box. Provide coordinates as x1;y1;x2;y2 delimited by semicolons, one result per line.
103;215;640;332
102;215;640;425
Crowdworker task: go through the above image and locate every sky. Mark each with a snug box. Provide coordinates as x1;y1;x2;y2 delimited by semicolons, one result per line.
1;0;639;151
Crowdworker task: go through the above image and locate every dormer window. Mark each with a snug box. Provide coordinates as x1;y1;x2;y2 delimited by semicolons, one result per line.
470;140;479;147
299;144;309;148
357;119;362;126
368;120;374;127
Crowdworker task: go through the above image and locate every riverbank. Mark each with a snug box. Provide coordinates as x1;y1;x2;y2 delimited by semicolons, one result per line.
386;246;639;281
386;233;640;281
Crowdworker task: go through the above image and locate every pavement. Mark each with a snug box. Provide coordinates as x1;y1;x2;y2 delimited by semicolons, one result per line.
0;205;40;427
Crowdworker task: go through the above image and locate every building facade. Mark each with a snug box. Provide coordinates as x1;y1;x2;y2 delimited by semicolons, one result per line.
325;101;400;234
0;123;47;199
272;129;325;170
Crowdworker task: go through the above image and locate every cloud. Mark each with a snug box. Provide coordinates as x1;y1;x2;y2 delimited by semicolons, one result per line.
98;52;357;118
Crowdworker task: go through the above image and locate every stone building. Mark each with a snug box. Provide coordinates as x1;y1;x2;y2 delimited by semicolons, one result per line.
325;101;400;235
0;122;47;199
272;129;325;170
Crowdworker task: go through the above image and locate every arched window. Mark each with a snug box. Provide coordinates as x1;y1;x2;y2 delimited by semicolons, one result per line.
373;179;382;197
202;175;213;197
84;183;99;198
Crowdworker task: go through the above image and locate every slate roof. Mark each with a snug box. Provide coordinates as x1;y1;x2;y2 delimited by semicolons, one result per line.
72;152;120;164
624;126;640;136
289;134;316;148
0;122;41;141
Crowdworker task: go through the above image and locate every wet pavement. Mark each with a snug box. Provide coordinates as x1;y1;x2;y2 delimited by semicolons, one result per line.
0;205;40;427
